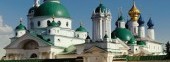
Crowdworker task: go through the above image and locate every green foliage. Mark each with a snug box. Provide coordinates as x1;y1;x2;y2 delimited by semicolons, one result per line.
126;55;168;61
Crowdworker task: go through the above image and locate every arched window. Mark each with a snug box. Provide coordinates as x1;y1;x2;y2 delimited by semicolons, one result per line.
38;21;41;27
58;21;61;26
66;22;69;27
30;53;37;58
15;32;18;36
77;34;79;38
47;20;50;26
49;30;51;33
47;39;51;42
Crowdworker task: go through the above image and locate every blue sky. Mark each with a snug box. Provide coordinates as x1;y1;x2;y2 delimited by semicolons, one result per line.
0;0;170;43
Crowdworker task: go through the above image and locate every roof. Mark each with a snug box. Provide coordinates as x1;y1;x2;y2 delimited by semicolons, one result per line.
95;4;107;13
75;26;87;32
15;23;26;30
112;28;133;41
34;0;70;18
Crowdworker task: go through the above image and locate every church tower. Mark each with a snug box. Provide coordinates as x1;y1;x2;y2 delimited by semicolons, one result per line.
128;1;140;36
15;19;26;37
91;3;112;41
138;15;145;38
147;18;155;40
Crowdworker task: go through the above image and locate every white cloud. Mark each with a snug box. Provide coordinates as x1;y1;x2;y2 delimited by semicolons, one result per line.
0;16;13;59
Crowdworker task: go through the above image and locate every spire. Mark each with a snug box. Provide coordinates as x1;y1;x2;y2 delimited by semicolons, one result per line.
19;18;23;24
147;17;154;29
138;15;145;27
128;0;140;21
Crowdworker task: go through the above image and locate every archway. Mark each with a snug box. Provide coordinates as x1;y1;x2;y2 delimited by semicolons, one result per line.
18;39;39;50
30;53;38;58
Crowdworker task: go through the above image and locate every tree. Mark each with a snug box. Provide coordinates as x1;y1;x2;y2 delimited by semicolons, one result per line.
166;41;170;56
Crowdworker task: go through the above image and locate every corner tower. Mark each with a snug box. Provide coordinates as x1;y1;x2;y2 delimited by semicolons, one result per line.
91;3;112;41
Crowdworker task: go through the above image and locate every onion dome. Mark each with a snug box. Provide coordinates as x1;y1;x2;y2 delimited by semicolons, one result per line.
34;0;70;18
127;37;136;45
112;28;133;41
115;15;124;27
128;1;140;21
147;18;154;29
138;15;145;27
137;40;146;46
15;21;26;30
48;21;60;27
95;4;107;13
75;25;87;32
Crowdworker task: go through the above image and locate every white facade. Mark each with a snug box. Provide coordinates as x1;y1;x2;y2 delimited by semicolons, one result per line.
3;0;164;62
91;9;112;41
147;29;155;40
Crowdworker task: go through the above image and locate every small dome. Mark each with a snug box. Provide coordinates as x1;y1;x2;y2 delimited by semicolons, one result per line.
147;18;154;29
137;40;146;46
34;0;70;18
112;28;133;41
127;38;136;45
115;15;124;27
75;26;87;32
28;6;37;14
86;35;91;39
128;1;140;21
138;15;145;26
95;4;107;13
15;23;26;30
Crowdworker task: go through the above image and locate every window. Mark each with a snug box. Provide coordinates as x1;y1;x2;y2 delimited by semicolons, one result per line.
15;32;18;36
47;39;51;42
77;34;79;38
58;21;61;26
30;53;37;58
58;39;60;41
47;20;50;26
49;30;51;33
66;22;69;27
38;21;41;26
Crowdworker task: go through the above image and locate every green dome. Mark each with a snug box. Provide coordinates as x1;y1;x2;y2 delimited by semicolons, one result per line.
112;28;133;41
34;1;70;18
48;21;60;27
15;23;26;30
117;15;124;21
137;41;146;46
75;26;87;32
127;38;136;45
95;4;107;13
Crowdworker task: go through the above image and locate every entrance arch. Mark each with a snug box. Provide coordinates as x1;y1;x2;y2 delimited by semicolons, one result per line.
30;53;38;58
18;39;39;50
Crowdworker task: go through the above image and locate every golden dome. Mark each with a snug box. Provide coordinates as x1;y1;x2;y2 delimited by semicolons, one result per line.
128;1;140;21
